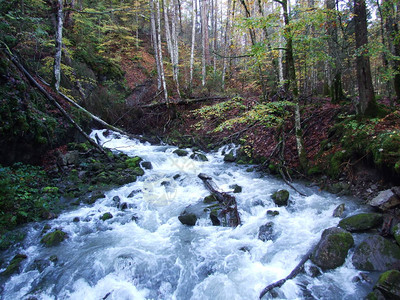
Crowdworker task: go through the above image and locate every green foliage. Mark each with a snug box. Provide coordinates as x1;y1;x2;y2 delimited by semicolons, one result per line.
0;163;59;233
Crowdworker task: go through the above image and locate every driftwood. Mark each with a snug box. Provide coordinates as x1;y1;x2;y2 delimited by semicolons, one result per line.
259;245;316;299
2;48;111;160
198;173;241;227
141;96;229;109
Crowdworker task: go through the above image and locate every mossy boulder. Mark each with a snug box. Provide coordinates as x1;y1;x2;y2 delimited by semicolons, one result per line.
352;235;400;271
373;270;400;299
230;184;242;193
311;227;354;270
40;230;67;247
125;156;143;168
338;213;383;232
86;190;106;204
223;150;236;162
190;153;208;161
271;189;289;206
131;167;145;176
100;212;113;221
266;210;279;217
173;149;189;157
178;213;197;226
1;254;27;277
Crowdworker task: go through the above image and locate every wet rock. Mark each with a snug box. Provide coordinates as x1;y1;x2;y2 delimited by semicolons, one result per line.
266;210;279;217
112;196;121;205
338;213;383;232
352;235;400;271
49;255;58;262
369;189;400;211
306;265;321;278
173;149;189;157
271;189;289;206
28;259;50;273
311;227;354;270
58;150;79;166
1;254;27;277
125;156;143;168
210;209;221;226
119;202;128;210
230;184;242;193
130;167;144;176
332;203;345;217
141;161;153;170
173;174;181;180
373;270;400;299
258;222;275;242
100;212;113;221
190;153;208;161
178;212;197;226
73;217;80;222
40;230;67;247
128;189;141;198
223;150;236;162
87;190;105;204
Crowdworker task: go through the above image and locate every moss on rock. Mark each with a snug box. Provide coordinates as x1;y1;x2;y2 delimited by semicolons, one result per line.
271;190;289;206
338;213;383;232
40;230;67;247
1;254;28;277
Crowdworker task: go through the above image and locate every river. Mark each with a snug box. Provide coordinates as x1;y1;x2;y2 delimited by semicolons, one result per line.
0;129;375;299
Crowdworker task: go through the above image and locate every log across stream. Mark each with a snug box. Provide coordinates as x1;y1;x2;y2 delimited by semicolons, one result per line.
0;130;375;299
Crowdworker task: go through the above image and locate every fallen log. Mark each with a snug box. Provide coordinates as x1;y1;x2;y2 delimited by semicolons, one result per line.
259;244;316;299
141;96;229;108
198;173;241;227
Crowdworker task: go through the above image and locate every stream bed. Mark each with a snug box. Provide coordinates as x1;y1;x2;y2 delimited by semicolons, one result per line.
0;129;376;299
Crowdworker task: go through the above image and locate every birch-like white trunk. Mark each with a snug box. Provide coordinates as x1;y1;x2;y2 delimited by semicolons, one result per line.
150;0;161;89
156;0;168;102
189;0;196;90
200;0;209;86
171;0;180;96
222;0;232;90
53;0;64;92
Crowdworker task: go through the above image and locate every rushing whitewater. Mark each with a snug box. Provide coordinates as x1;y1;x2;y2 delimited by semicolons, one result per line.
0;130;374;299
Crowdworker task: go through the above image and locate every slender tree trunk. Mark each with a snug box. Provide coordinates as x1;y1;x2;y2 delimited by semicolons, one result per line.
171;0;180;96
354;0;376;115
156;0;168;102
53;0;64;92
326;0;343;103
150;0;161;89
201;0;210;86
222;0;232;90
189;0;197;91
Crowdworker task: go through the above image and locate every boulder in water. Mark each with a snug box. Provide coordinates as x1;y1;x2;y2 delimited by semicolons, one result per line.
258;222;275;242
178;212;197;226
173;149;189;157
141;161;153;169
369;188;400;211
373;270;400;299
311;227;354;270
1;254;27;277
393;224;400;246
230;184;242;193
100;212;113;221
271;189;289;206
203;194;218;204
223;150;236;162
190;153;208;161
332;203;345;217
352;235;400;271
40;230;67;247
338;213;383;232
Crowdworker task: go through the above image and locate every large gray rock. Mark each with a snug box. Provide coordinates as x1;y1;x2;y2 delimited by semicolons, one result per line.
178;213;197;226
338;213;383;232
369;189;400;211
258;222;276;242
372;270;400;299
311;227;354;270
271;190;289;206
352;235;400;271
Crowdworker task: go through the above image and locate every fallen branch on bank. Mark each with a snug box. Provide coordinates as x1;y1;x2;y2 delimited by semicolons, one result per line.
198;173;241;227
140;96;229;108
2;47;111;161
259;244;316;299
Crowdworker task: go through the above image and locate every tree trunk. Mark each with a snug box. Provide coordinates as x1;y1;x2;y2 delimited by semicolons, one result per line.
171;0;181;96
53;0;64;92
189;0;197;91
156;0;168;102
222;0;232;90
326;0;343;103
150;0;162;89
200;0;210;86
354;0;376;115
